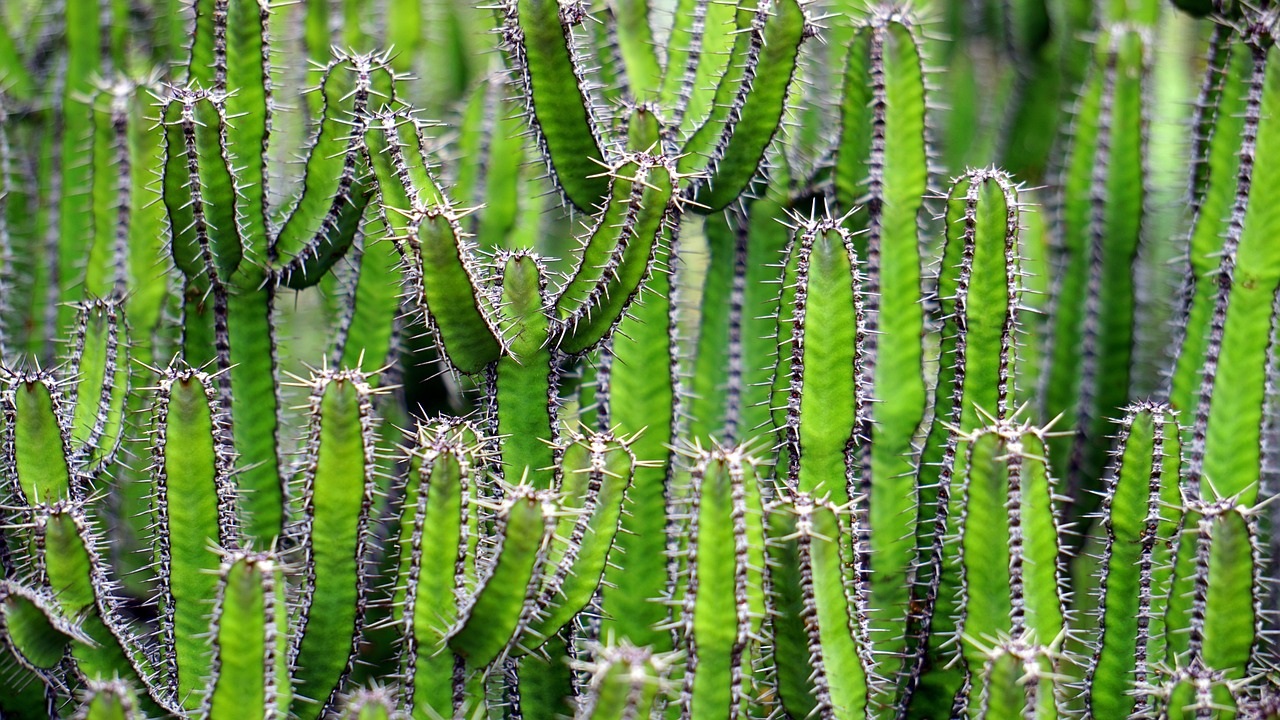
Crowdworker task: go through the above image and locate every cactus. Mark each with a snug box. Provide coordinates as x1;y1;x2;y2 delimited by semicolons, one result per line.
5;0;1280;718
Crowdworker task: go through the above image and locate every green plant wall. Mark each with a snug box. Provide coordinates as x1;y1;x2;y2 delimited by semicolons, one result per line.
0;0;1277;718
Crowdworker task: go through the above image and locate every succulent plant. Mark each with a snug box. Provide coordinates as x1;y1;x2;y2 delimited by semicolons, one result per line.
1;0;1279;718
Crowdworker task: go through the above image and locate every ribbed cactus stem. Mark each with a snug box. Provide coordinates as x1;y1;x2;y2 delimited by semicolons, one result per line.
770;211;868;510
1081;402;1183;718
394;419;482;718
945;422;1067;718
974;637;1058;720
1;369;77;508
765;490;872;720
1180;12;1280;505
287;368;384;719
74;680;142;720
675;444;767;720
907;168;1025;717
201;552;290;720
65;296;129;477
149;365;239;709
1043;23;1150;514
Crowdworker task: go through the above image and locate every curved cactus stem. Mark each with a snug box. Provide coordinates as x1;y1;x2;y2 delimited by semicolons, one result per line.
1078;402;1183;718
200;552;291;720
502;0;610;213
287;368;384;719
906;168;1025;717
765;491;873;720
519;428;635;653
65;297;130;478
675;444;768;720
491;251;557;489
148;365;239;710
1;369;77;507
274;50;394;264
685;0;807;212
394;419;484;719
769;212;868;511
364;110;503;374
574;641;675;719
54;0;101;327
660;0;746;132
1042;25;1150;514
73;680;142;720
0;580;92;674
36;504;170;714
553;145;678;356
447;485;557;669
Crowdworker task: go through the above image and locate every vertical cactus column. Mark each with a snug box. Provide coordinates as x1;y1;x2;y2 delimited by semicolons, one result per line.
675;445;768;720
1078;402;1183;718
1042;24;1150;514
907;168;1026;717
765;490;873;720
833;5;931;680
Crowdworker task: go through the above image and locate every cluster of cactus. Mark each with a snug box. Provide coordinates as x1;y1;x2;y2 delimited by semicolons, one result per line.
3;0;1280;717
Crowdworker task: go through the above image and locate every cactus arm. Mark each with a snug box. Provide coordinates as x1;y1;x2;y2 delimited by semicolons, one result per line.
1187;501;1260;685
201;553;291;720
288;370;382;719
396;422;478;718
597;233;678;651
189;0;218;87
1197;35;1280;503
1060;28;1149;508
974;640;1057;720
492;252;557;489
503;0;609;212
3;372;76;506
0;580;92;672
276;182;374;290
66;298;129;477
688;212;740;442
221;0;271;272
739;191;794;445
149;367;239;709
517;632;576;718
687;0;806;212
766;492;872;720
447;486;556;668
38;507;166;714
521;430;634;650
1081;404;1182;718
364;112;503;373
771;216;866;508
553;148;677;356
273;53;391;264
679;447;767;720
954;426;1066;717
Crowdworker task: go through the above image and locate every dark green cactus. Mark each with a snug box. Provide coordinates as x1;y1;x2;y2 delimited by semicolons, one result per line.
3;0;1280;718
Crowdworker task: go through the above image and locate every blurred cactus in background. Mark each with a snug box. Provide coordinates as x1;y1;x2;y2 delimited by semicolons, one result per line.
1;0;1280;718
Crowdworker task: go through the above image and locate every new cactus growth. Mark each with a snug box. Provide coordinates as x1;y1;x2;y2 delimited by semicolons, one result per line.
4;0;1280;718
